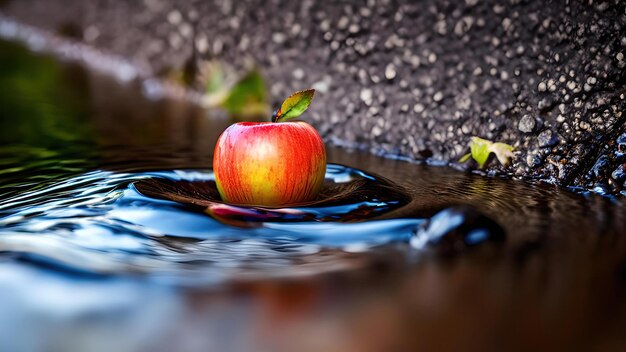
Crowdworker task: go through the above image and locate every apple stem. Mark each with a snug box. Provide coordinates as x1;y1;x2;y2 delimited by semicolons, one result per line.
271;109;279;123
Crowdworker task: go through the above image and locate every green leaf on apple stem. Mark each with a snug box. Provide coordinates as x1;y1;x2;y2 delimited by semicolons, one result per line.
274;89;315;123
459;137;515;168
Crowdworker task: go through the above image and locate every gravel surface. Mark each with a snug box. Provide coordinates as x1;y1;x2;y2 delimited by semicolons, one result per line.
1;0;625;191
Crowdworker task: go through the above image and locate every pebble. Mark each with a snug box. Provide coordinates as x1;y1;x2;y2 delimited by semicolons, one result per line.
518;114;536;133
272;32;287;44
167;10;182;25
292;68;305;80
538;129;557;147
567;81;577;90
616;132;626;157
591;155;610;179
413;103;425;113
611;164;626;184
337;16;349;30
360;88;373;106
538;81;547;92
385;63;397;80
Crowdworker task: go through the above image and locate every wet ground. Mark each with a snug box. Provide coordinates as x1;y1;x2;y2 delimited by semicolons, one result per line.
2;0;625;190
1;38;626;352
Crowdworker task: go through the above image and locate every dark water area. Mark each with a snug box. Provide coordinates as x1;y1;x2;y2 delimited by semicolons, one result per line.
2;38;626;351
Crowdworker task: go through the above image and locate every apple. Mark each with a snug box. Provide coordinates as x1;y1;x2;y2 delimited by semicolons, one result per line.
213;89;325;207
213;121;326;206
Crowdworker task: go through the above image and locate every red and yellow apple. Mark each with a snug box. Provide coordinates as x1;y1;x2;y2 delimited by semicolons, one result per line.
213;121;326;207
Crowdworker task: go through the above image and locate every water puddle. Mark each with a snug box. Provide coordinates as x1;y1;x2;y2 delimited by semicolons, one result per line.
2;13;626;352
0;37;516;285
0;164;429;284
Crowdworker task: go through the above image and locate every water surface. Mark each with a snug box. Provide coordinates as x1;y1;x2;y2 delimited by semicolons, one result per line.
1;37;626;352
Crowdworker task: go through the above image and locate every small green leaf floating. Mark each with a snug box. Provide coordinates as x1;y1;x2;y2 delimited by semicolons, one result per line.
459;137;515;168
273;89;315;122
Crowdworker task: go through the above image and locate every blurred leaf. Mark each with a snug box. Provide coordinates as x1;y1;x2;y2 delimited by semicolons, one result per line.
219;69;269;118
459;153;472;163
275;89;315;122
491;142;515;166
204;62;225;94
461;137;515;168
0;41;94;147
470;137;491;168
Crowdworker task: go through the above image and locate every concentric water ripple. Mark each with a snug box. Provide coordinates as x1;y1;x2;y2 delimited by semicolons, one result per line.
0;164;419;284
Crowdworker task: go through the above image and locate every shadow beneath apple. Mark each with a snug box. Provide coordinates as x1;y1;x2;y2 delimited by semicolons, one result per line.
134;164;411;225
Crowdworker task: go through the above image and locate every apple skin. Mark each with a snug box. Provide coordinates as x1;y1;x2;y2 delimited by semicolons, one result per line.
213;121;326;207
